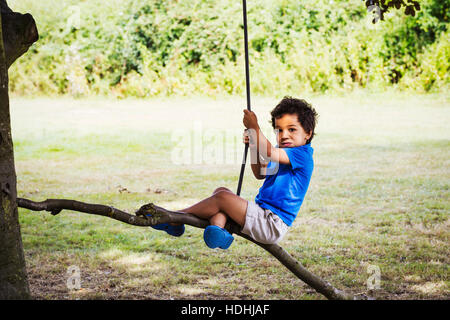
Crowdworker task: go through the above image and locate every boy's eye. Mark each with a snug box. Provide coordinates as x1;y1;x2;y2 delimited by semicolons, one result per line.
289;128;296;132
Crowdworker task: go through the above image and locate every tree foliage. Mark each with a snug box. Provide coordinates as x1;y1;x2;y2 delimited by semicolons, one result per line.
8;0;449;97
363;0;421;22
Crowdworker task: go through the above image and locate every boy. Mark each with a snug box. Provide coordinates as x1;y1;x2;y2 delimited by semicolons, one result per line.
151;97;318;249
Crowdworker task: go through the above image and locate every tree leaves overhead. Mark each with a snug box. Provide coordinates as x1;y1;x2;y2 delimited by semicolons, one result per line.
7;0;448;96
363;0;421;23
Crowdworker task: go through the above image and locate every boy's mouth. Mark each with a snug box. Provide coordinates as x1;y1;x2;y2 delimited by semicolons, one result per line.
281;142;292;147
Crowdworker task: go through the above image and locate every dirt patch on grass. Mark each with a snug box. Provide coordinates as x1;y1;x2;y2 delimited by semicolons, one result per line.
25;250;266;300
25;250;449;300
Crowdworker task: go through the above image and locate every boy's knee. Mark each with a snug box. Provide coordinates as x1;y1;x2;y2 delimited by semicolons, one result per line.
213;190;228;199
212;190;233;203
212;187;231;195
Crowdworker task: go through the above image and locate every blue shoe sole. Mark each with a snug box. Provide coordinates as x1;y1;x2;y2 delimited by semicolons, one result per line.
203;225;234;249
148;215;185;237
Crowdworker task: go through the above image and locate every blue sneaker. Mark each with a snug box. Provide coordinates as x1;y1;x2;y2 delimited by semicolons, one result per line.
147;215;185;237
203;225;234;249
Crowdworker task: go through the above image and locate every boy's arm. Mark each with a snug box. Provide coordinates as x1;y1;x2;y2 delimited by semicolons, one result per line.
244;129;268;180
255;127;290;165
251;150;269;180
243;110;291;166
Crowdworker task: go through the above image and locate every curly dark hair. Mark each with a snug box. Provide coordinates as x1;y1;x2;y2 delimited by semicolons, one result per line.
270;96;318;144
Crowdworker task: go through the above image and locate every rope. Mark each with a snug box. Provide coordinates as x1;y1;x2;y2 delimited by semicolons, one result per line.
236;0;251;196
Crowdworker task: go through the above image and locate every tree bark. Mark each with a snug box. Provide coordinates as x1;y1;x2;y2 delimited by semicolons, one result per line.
0;0;38;299
0;12;29;299
17;198;366;300
1;0;38;69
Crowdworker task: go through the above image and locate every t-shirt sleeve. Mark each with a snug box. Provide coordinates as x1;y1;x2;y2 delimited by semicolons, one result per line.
284;146;311;170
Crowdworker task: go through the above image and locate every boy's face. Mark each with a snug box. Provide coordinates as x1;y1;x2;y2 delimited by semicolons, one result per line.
274;113;311;148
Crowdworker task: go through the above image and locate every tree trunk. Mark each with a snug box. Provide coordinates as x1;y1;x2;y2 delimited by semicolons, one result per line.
0;0;38;299
0;12;30;299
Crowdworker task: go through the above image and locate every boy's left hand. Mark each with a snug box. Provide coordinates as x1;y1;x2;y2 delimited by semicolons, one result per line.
243;109;259;130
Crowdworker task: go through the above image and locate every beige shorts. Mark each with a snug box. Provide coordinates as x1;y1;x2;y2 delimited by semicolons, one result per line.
241;201;289;244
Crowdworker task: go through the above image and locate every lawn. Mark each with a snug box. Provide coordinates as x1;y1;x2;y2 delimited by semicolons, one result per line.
11;91;449;299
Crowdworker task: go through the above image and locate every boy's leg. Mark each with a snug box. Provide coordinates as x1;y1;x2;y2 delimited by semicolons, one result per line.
179;189;248;227
209;188;231;228
171;187;232;227
209;212;227;228
212;187;232;195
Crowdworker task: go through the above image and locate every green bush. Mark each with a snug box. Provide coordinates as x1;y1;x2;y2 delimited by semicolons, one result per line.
8;0;449;97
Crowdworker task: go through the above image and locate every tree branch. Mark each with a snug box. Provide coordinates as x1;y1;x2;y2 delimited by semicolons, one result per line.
17;197;365;300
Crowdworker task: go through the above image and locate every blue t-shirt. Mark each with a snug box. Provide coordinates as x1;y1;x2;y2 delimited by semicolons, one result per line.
255;143;314;227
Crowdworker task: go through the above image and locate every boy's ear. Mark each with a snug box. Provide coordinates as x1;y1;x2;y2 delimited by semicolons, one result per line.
305;131;312;141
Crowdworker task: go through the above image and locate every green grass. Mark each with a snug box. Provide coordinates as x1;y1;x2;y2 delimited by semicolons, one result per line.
12;91;450;299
